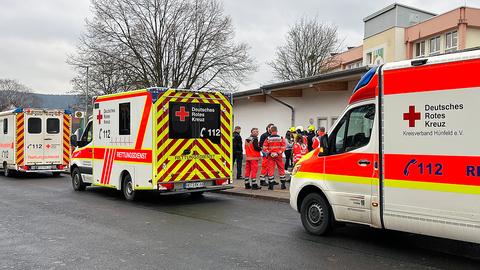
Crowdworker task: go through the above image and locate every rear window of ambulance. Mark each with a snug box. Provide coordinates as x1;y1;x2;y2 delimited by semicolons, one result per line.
47;118;60;134
28;118;42;134
169;102;221;144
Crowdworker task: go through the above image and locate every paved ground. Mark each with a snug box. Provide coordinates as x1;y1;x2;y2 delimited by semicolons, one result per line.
221;178;290;202
0;173;479;270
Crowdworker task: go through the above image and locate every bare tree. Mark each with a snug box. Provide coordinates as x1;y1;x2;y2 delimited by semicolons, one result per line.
0;79;38;111
69;0;256;96
268;17;341;81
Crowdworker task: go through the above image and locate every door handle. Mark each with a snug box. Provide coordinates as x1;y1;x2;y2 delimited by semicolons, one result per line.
182;149;191;155
45;138;52;141
358;160;371;166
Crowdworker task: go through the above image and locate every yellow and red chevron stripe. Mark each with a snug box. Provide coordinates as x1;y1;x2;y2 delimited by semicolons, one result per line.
63;114;71;166
154;90;232;184
15;113;25;166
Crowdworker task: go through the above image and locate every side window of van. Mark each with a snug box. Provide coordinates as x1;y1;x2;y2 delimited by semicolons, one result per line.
329;104;375;154
28;118;42;134
119;102;130;135
80;121;93;145
3;119;7;134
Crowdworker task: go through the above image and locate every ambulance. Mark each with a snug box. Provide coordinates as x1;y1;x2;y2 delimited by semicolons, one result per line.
290;49;480;244
70;88;233;200
0;108;71;176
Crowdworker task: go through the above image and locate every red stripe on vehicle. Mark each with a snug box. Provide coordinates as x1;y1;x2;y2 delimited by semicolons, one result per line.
135;94;152;149
96;91;149;102
385;153;480;187
383;58;480;95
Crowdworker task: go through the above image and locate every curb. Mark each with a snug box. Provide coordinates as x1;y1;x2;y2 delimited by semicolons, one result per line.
218;189;289;203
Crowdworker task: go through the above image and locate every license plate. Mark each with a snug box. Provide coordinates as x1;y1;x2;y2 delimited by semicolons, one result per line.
31;165;53;170
184;182;205;189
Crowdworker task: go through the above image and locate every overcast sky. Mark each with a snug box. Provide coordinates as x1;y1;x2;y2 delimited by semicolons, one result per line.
0;0;477;94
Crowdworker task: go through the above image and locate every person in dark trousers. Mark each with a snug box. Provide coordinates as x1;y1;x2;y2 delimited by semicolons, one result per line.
258;123;274;186
307;125;316;151
233;126;243;179
284;129;294;171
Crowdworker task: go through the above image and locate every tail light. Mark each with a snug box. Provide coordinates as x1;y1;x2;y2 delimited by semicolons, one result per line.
215;179;228;186
20;165;29;171
57;165;65;170
158;183;174;191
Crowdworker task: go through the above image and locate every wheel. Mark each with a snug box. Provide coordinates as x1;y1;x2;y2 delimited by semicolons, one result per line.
52;172;61;177
190;191;204;200
300;193;333;235
72;168;87;191
122;173;136;201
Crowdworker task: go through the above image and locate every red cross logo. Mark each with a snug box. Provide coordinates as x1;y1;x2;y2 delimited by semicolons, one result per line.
175;106;190;122
97;111;103;124
403;105;421;127
46;144;51;149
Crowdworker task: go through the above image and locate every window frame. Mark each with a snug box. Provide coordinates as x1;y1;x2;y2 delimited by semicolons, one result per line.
27;117;42;134
3;118;7;134
328;104;375;155
415;41;426;58
429;36;441;55
119;102;131;136
46;118;60;134
445;30;458;52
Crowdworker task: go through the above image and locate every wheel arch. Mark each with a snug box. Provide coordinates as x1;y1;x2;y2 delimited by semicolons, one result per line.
120;169;132;191
297;184;334;217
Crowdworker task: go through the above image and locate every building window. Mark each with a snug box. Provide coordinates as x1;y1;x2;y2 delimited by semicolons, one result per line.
346;60;362;69
366;52;372;65
415;41;426;58
429;36;441;55
445;31;457;53
119;102;131;135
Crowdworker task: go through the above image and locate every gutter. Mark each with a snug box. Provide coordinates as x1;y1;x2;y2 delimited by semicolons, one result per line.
261;88;295;127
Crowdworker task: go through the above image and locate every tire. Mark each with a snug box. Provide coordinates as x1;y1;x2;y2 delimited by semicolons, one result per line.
72;168;87;191
122;173;136;201
300;193;333;236
52;172;62;177
190;191;204;200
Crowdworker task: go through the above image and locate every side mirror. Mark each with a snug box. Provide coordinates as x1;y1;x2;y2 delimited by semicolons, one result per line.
317;134;329;157
70;134;78;147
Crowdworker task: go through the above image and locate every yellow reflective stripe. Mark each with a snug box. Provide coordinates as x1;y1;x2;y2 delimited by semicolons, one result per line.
385;179;480;195
295;171;480;195
295;172;375;185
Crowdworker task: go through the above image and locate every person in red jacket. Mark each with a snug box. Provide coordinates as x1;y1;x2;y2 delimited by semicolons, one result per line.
312;127;326;149
244;128;262;190
262;126;287;190
293;135;308;164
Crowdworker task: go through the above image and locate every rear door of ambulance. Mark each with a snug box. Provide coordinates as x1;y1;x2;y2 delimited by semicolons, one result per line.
381;51;480;243
43;111;64;167
24;110;63;169
154;90;232;189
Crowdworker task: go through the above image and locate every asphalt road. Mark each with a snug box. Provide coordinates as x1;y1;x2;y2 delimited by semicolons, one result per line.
0;173;479;270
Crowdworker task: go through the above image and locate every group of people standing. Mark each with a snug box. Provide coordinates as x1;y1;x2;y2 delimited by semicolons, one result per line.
233;123;326;191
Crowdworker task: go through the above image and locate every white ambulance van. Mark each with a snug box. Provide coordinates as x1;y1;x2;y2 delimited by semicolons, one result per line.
290;49;480;244
0;108;72;176
70;88;233;200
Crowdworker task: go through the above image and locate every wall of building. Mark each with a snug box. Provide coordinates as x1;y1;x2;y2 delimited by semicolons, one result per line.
363;27;397;64
466;27;480;48
364;8;396;39
233;83;356;142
